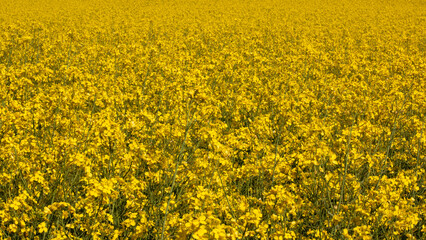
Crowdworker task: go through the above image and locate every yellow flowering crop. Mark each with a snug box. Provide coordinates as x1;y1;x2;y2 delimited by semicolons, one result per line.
0;0;425;239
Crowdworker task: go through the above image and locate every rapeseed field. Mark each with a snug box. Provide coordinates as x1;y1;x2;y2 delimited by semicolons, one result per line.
0;0;425;239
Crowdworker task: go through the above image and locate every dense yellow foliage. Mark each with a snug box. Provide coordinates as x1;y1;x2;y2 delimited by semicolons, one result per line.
0;0;425;239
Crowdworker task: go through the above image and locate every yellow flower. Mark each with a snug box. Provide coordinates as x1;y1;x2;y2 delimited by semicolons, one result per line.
193;226;208;240
38;222;48;233
342;229;352;239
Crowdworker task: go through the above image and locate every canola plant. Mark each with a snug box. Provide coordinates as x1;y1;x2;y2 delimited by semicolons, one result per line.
0;0;425;239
